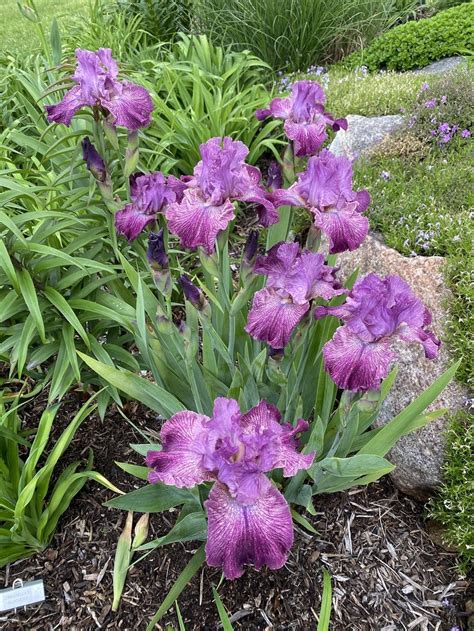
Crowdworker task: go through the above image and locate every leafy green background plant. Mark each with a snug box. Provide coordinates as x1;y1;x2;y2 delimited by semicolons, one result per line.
0;390;119;567
342;3;474;71
192;0;416;73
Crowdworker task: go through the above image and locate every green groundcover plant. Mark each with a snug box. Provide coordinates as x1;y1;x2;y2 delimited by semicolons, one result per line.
42;47;458;623
342;2;474;71
0;389;120;567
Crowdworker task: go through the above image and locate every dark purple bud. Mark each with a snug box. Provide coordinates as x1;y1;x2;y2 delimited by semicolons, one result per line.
267;161;283;191
147;230;168;270
179;274;205;310
82;136;107;182
243;230;259;266
333;117;348;131
129;172;141;198
268;346;284;361
255;108;271;121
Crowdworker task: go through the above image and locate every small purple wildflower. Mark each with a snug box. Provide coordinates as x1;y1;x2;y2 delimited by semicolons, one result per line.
424;99;437;109
440;95;447;104
380;170;391;181
461;129;471;138
421;82;430;92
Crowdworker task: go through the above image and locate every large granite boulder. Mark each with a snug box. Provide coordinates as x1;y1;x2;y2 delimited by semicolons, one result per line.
337;234;469;501
329;114;405;160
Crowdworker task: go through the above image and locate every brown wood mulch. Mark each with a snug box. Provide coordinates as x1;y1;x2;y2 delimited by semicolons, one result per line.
1;392;471;631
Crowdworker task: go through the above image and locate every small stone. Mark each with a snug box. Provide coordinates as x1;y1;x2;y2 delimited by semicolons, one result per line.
413;56;464;75
329;114;405;160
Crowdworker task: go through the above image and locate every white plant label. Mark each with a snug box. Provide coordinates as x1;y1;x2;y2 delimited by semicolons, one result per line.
0;579;45;613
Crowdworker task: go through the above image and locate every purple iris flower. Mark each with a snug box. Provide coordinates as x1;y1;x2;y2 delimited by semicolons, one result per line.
165;137;275;254
255;80;347;157
115;172;183;241
245;241;344;349
45;48;153;130
271;149;371;254
145;397;315;579
315;274;440;391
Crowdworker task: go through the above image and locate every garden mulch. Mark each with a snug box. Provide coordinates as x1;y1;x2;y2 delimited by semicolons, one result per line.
1;391;471;631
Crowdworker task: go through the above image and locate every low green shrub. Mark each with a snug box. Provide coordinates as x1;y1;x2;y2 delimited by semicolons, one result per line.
342;3;474;71
429;410;474;571
193;0;415;73
0;391;117;567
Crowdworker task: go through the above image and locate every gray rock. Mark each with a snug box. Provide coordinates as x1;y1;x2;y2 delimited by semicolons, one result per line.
413;56;464;75
329;114;405;161
336;234;469;501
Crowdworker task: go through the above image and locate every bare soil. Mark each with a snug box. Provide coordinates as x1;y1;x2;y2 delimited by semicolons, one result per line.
1;392;471;631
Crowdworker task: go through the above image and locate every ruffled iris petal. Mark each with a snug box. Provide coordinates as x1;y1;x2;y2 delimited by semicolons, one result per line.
145;410;211;487
45;85;87;126
323;326;395;391
284;119;327;157
115;203;156;241
103;80;153;130
245;288;309;349
312;203;369;254
205;481;294;579
166;189;235;254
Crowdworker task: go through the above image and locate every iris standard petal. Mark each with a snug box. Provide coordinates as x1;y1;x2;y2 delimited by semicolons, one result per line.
102;80;153;130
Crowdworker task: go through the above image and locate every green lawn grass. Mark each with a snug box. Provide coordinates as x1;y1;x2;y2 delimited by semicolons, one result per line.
0;0;88;55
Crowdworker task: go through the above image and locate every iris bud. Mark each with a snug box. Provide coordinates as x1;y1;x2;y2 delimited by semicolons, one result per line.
179;275;211;319
82;137;107;182
267;161;283;191
147;230;171;296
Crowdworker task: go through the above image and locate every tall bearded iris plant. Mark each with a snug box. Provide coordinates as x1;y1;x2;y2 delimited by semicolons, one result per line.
46;58;457;602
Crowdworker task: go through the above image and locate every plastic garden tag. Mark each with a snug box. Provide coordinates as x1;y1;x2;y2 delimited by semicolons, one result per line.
0;579;45;613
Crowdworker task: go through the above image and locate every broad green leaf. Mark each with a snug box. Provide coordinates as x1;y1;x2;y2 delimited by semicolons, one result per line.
78;353;185;417
310;454;394;480
105;484;194;513
358;361;459;457
115;462;149;480
317;569;332;631
17;269;45;343
136;511;207;551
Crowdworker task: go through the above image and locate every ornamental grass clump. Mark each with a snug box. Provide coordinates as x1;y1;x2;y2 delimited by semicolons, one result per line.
44;49;457;616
